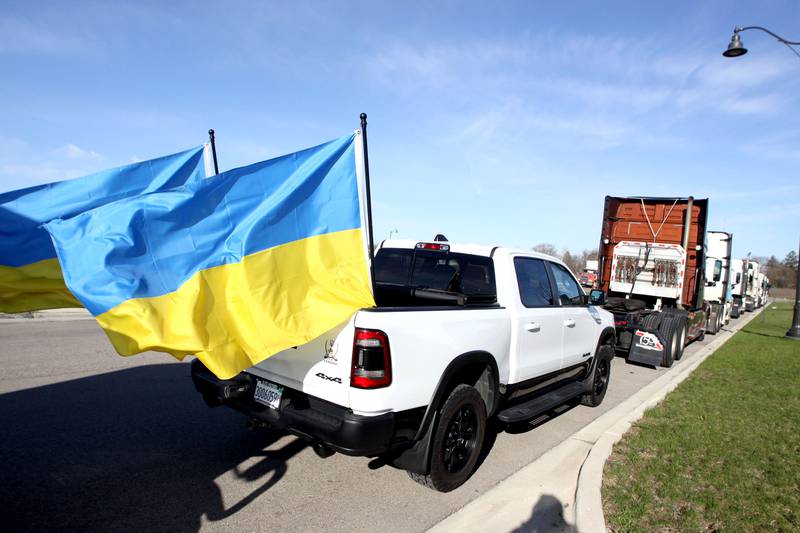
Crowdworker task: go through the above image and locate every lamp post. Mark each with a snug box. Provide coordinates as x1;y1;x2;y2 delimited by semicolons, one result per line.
723;25;800;338
787;238;800;339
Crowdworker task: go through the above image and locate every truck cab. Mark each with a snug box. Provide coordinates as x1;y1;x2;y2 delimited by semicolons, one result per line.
594;196;709;368
704;231;733;334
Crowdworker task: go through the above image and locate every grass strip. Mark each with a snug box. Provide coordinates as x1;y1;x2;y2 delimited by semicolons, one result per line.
603;301;800;531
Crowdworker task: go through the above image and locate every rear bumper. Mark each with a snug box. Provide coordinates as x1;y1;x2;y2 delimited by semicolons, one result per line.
190;359;398;456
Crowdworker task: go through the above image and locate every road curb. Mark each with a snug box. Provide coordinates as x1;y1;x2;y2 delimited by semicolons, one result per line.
574;306;764;532
429;307;764;533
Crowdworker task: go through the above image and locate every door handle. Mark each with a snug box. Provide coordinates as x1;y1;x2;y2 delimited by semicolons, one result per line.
525;322;541;332
564;318;576;328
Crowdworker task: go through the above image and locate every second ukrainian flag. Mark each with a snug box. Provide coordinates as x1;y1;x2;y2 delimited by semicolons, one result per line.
44;132;376;379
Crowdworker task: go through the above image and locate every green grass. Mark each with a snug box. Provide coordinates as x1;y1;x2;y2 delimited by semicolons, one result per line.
603;302;800;532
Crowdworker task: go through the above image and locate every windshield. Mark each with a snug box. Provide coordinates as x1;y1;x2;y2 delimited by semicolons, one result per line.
374;248;497;306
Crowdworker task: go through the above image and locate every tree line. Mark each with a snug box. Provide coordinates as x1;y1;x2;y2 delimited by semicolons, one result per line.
761;251;798;289
532;243;598;275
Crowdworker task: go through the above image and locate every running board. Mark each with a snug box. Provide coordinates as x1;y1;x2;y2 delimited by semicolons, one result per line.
496;382;585;424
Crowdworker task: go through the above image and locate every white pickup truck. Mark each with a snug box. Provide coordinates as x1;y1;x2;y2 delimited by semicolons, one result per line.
192;239;616;491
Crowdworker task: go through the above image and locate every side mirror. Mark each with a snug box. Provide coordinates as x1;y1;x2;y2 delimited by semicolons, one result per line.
589;289;606;306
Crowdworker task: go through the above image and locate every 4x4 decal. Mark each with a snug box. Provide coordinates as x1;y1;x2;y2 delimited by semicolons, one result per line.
316;372;342;384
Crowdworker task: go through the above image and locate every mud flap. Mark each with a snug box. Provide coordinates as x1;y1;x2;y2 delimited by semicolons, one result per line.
627;329;666;367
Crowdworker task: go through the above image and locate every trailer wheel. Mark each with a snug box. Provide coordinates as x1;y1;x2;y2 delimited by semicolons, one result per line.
658;315;679;367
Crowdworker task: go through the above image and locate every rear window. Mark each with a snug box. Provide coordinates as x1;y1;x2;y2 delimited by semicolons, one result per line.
374;248;496;305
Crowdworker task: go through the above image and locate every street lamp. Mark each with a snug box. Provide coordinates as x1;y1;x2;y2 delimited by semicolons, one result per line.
723;25;800;339
722;26;800;58
788;238;800;340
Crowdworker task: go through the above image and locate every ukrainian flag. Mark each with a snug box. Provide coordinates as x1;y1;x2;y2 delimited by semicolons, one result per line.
0;146;208;313
44;133;375;379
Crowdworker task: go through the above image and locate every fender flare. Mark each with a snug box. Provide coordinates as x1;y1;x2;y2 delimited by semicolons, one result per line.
582;326;616;390
413;351;500;441
597;326;616;352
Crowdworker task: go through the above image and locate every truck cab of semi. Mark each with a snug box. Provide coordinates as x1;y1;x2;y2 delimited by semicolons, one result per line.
594;196;709;368
729;258;746;318
704;231;733;334
745;261;760;312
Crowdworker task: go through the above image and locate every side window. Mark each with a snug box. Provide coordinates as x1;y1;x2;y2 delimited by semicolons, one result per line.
514;257;554;307
548;262;584;306
713;260;722;282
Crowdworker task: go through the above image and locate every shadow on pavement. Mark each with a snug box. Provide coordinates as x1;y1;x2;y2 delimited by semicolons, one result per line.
510;493;577;533
0;363;305;532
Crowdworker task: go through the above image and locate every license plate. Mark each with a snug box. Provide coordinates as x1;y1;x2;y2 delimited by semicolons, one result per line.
254;379;284;410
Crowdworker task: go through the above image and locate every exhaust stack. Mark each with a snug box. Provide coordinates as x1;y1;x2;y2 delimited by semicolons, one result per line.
678;196;694;305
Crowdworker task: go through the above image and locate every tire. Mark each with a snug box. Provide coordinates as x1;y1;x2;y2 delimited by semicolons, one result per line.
639;312;662;332
657;314;679;368
407;384;486;492
582;345;613;407
708;305;719;335
674;318;688;361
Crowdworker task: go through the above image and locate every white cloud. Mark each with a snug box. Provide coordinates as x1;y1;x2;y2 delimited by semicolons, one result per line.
53;143;104;161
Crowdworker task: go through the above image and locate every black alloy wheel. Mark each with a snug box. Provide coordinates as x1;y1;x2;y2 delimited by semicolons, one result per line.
593;357;609;396
443;405;479;473
582;344;613;407
407;384;487;492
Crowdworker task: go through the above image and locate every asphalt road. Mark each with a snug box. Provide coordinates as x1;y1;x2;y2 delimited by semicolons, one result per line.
0;318;714;532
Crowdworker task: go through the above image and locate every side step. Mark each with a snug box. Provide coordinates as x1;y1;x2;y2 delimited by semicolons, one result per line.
496;382;585;424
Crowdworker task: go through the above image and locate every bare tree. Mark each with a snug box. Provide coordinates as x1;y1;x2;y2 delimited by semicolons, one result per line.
532;243;559;258
560;249;583;274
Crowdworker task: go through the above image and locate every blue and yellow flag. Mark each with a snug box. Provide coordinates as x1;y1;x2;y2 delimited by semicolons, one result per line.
44;133;375;379
0;146;208;313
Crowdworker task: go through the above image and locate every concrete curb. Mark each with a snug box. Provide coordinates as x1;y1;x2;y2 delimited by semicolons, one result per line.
429;307;764;533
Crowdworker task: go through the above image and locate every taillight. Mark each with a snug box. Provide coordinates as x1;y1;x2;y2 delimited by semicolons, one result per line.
615;320;628;327
351;328;391;389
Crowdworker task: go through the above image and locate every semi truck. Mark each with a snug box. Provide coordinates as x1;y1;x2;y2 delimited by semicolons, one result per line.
704;231;733;334
591;196;708;368
755;272;769;308
745;261;761;312
729;258;746;318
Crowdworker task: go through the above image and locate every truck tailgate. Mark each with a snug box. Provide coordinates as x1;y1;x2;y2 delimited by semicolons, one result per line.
245;318;355;409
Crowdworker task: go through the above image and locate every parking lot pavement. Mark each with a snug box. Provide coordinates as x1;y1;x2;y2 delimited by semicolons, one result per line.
0;319;708;532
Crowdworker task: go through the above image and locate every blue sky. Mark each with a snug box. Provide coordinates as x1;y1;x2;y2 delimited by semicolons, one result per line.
1;1;798;259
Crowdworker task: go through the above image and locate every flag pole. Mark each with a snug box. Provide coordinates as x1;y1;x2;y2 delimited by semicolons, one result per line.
208;129;220;175
359;113;377;294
